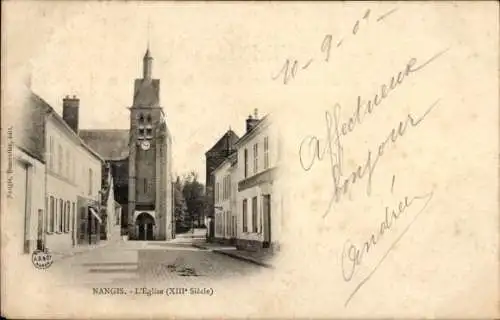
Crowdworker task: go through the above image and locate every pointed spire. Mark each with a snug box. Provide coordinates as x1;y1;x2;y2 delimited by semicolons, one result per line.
145;16;152;58
143;16;153;79
144;47;152;59
147;16;151;50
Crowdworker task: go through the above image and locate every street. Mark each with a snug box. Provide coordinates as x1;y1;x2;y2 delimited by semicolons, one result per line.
48;231;262;290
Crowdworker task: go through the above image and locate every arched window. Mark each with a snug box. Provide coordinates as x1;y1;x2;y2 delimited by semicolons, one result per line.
146;114;152;123
138;113;144;124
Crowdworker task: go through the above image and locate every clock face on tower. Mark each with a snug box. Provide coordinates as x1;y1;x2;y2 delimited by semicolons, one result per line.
140;140;151;151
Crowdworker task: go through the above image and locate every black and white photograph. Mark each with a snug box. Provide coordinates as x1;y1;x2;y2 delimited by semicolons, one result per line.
1;1;498;319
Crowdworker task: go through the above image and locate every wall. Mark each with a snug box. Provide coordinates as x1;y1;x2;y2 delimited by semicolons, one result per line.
13;148;46;254
235;116;282;250
213;161;231;240
45;117;102;253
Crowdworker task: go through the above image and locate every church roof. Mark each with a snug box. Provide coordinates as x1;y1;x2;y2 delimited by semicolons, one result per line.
79;129;130;161
205;129;240;155
133;79;160;107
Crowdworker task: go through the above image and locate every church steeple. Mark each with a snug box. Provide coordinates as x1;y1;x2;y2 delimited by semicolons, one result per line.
143;47;153;80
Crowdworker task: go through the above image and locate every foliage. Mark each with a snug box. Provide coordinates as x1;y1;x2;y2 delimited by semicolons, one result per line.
174;171;206;229
174;176;188;222
181;171;205;225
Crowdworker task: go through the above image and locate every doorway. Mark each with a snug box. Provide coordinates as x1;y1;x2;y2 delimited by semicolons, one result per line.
263;194;271;248
136;212;155;240
71;203;76;247
37;209;44;250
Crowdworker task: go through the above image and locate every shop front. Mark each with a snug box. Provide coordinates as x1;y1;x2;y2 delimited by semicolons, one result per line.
77;197;102;245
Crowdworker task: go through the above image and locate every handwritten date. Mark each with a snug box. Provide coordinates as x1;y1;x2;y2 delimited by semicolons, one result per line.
272;8;398;85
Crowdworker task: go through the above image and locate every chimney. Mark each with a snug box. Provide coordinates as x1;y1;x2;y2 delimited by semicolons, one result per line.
245;108;260;132
62;95;80;133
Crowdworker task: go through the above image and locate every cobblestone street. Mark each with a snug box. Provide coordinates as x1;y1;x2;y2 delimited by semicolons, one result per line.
47;232;262;290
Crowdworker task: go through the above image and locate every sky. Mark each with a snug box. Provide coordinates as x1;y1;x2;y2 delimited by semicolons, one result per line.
4;1;472;186
4;1;310;184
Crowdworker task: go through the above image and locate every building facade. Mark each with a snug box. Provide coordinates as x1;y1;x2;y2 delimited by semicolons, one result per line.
205;129;239;237
13;147;46;255
127;48;174;241
78;130;129;234
80;48;174;241
207;109;283;252
234;111;283;252
45;95;104;252
9;87;47;255
212;151;237;243
11;90;105;255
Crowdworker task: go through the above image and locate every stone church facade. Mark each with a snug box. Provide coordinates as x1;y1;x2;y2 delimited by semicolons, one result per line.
80;48;174;241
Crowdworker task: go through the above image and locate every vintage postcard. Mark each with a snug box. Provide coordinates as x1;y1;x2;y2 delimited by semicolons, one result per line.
1;1;498;318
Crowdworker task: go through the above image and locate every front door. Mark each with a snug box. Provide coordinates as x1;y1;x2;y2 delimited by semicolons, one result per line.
138;224;145;240
78;207;87;244
263;194;271;248
135;212;155;241
146;224;154;240
37;209;44;250
71;203;76;247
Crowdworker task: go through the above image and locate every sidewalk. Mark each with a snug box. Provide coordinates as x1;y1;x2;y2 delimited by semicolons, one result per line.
50;240;113;262
192;242;274;268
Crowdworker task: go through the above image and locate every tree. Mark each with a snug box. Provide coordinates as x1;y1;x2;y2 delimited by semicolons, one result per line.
181;171;205;227
174;176;189;232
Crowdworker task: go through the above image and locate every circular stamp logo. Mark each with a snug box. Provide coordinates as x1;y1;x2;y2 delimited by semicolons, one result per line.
32;249;53;269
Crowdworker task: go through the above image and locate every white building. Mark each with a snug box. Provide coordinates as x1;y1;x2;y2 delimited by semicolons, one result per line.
213;151;237;243
8;87;48;256
12;147;46;255
44;95;104;253
6;90;105;257
212;110;283;252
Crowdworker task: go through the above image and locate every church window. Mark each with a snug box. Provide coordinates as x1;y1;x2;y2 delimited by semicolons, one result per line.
146;114;152;123
146;128;153;138
139;114;144;123
138;128;145;138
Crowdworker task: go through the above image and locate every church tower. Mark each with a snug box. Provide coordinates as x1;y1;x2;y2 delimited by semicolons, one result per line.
128;47;174;241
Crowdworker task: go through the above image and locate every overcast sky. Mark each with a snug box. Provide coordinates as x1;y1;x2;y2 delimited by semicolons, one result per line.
5;2;469;186
4;1;312;183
